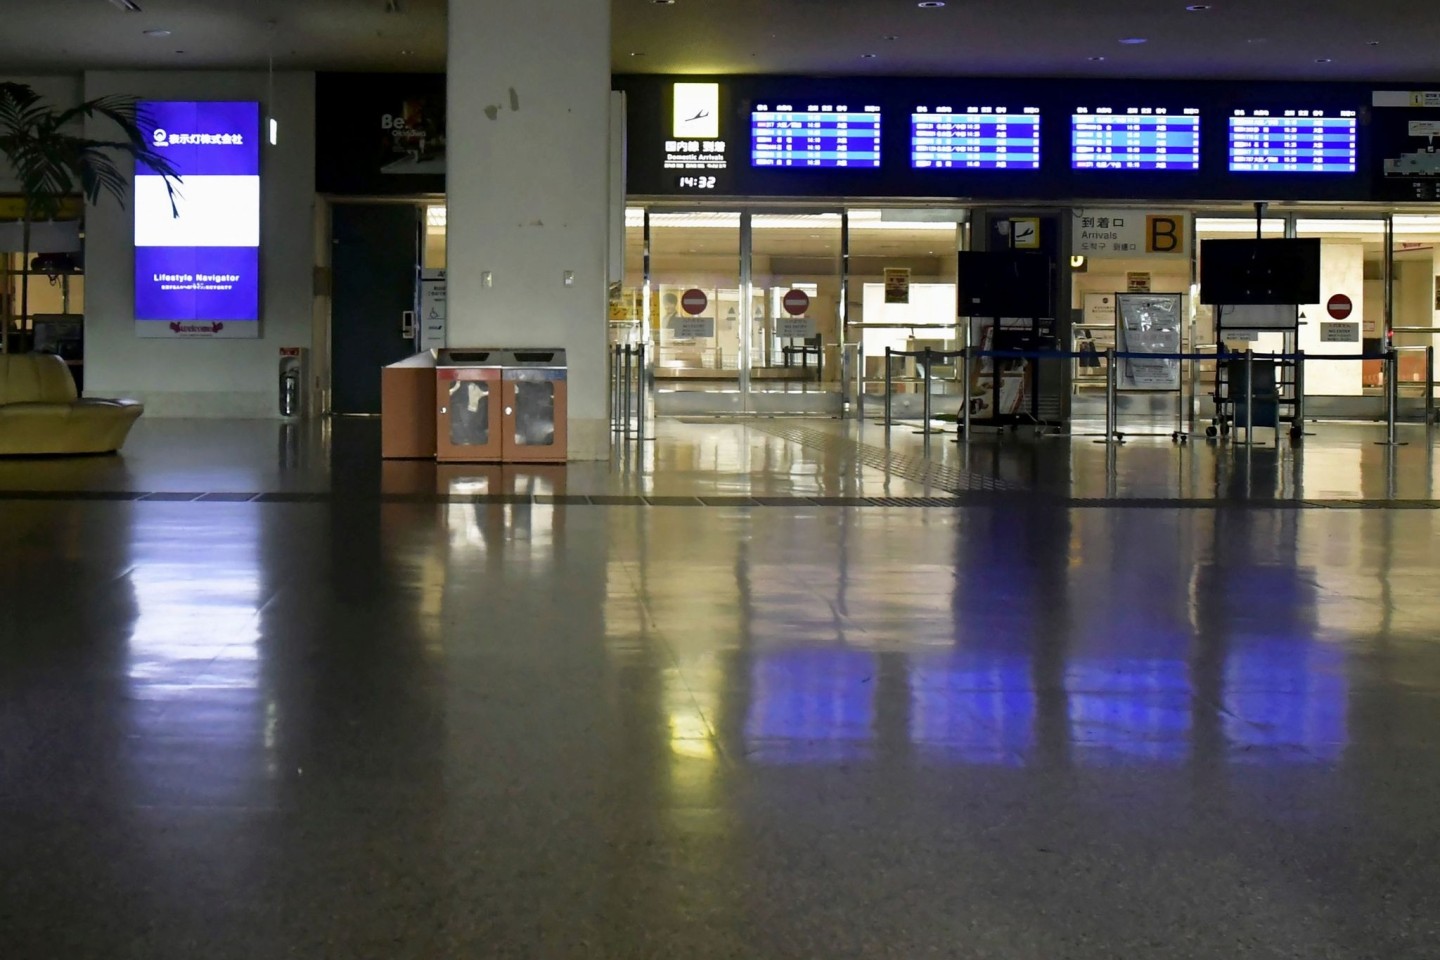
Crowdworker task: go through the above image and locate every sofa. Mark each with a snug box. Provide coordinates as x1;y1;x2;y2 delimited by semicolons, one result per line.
0;353;144;455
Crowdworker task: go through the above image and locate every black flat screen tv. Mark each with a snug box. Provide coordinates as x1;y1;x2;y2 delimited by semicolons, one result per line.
956;252;1053;317
1200;238;1321;305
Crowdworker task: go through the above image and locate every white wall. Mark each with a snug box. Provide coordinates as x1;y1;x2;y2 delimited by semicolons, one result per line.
0;75;82;192
1299;240;1364;396
446;0;611;459
82;70;316;417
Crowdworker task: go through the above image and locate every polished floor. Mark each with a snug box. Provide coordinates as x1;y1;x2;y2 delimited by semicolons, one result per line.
3;418;1440;957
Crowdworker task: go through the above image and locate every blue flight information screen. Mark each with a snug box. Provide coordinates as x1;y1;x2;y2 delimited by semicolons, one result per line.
1229;109;1358;172
1071;107;1201;170
911;106;1041;169
751;103;882;168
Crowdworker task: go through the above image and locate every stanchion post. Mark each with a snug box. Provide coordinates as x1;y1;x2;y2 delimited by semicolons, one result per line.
1387;347;1399;445
1427;345;1435;427
1294;349;1305;437
1244;349;1254;446
1105;348;1117;443
961;340;972;443
623;345;633;436
884;346;893;429
611;345;621;432
919;348;934;448
637;343;647;444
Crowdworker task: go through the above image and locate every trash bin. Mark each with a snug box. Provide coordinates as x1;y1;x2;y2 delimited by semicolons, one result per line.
502;349;568;463
381;350;438;459
436;349;504;462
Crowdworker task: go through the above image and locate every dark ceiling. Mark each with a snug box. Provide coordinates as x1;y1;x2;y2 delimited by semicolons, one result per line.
0;0;1435;82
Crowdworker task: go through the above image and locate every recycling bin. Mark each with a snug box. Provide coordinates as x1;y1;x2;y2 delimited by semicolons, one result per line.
502;349;568;463
435;349;504;462
381;350;438;459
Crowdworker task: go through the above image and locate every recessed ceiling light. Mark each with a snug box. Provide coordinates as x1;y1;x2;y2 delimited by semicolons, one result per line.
1315;57;1333;63
1088;56;1107;61
860;53;877;59
883;34;900;41
1119;37;1148;44
107;0;142;11
142;28;170;37
918;1;945;7
1246;37;1268;44
1368;40;1381;46
629;51;645;57
651;0;675;4
1185;4;1211;10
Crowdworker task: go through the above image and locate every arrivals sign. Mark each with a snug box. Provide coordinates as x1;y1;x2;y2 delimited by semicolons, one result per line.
1072;209;1189;259
134;101;261;338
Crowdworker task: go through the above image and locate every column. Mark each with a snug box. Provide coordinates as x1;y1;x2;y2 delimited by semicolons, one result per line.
446;0;613;459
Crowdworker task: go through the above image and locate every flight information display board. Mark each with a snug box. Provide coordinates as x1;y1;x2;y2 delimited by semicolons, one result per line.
1071;107;1201;170
1229;110;1358;172
751;103;882;168
911;106;1041;169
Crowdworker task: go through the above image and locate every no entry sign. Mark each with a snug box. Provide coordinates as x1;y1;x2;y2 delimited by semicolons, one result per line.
782;289;810;316
680;288;708;316
1327;294;1353;320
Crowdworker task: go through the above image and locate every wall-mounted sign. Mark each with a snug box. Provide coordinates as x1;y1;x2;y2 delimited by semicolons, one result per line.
1073;209;1188;258
1321;321;1360;342
680;288;708;315
1083;293;1116;326
664;82;729;191
315;73;445;195
135;100;260;338
1126;272;1152;292
1010;217;1040;249
782;288;810;315
419;268;446;351
883;267;911;303
1326;293;1353;319
671;316;715;339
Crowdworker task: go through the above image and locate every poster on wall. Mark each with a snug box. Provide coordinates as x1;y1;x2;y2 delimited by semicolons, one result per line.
965;321;1031;417
134;100;261;339
1116;293;1182;390
315;73;446;195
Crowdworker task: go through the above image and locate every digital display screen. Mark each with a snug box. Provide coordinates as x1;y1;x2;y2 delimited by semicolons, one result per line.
1229;110;1358;172
751;103;881;168
134;101;261;335
911;106;1040;169
1071;108;1201;170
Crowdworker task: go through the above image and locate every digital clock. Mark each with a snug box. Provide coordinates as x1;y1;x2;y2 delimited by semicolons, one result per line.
677;175;718;189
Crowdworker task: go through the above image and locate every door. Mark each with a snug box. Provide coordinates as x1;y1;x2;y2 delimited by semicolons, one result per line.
331;204;419;414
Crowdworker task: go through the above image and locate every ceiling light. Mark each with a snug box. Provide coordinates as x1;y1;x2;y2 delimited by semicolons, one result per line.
652;0;675;4
860;53;877;59
1315;57;1333;63
1185;4;1211;10
1246;37;1268;44
918;1;946;7
1368;40;1381;46
883;34;899;41
1088;56;1106;61
1119;37;1148;44
107;0;142;11
142;28;170;37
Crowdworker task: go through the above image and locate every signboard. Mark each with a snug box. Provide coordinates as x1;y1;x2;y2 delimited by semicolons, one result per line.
1321;321;1360;342
884;267;911;304
1010;217;1040;249
419;268;446;351
1073;209;1189;258
777;317;816;338
1126;272;1152;292
314;73;446;195
680;288;708;315
1083;293;1116;325
671;316;715;339
1116;293;1182;390
1326;293;1353;319
134;100;261;338
782;288;810;315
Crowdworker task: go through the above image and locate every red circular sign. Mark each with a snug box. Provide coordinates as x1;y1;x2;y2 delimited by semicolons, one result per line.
680;288;708;316
782;289;810;316
1327;294;1353;320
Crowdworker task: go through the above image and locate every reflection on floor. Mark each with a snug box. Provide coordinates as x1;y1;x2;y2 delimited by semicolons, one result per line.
1;417;1439;956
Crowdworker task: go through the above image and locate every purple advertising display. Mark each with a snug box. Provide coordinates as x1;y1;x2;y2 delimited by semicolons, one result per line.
134;101;261;337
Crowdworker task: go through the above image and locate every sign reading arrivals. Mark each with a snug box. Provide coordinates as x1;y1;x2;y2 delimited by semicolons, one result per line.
134;101;261;338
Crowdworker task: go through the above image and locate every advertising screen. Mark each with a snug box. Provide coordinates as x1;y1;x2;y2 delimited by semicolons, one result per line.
1229;109;1358;173
911;106;1040;169
751;102;881;168
134;100;261;337
1071;107;1201;170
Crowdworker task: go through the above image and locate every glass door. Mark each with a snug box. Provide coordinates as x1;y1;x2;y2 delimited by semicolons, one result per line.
748;212;843;413
648;211;745;414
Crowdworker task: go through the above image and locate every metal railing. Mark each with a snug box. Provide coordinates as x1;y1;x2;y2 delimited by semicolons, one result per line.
611;343;648;444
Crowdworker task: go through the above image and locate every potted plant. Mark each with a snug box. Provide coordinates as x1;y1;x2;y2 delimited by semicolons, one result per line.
0;82;180;352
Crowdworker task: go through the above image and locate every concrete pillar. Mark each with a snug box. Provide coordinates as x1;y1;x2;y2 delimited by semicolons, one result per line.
446;0;612;459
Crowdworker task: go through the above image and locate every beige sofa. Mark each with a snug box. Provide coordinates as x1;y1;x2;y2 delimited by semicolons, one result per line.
0;353;144;455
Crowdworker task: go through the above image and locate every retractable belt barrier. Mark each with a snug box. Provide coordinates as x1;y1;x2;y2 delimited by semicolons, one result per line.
875;345;1427;450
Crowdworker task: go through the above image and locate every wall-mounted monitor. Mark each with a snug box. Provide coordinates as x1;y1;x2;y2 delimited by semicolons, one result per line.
1071;107;1201;170
134;100;261;338
1200;238;1322;305
751;102;881;168
911;106;1041;169
1228;109;1358;173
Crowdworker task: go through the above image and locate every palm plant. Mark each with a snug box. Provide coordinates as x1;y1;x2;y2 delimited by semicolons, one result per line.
0;82;180;352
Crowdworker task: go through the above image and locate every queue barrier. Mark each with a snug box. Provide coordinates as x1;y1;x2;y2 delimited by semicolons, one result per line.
876;344;1434;449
